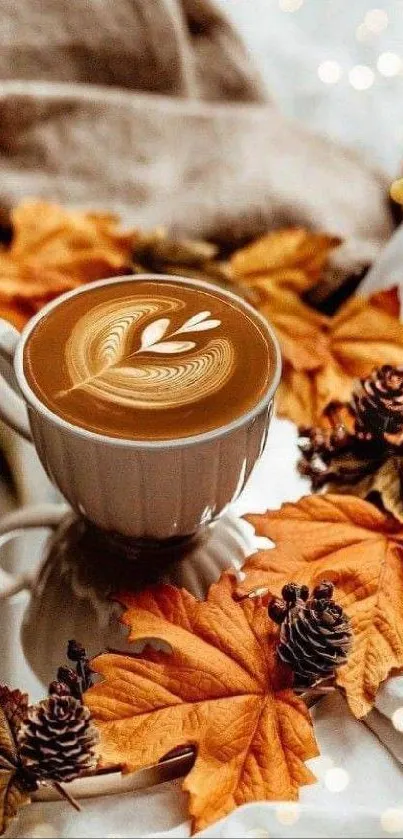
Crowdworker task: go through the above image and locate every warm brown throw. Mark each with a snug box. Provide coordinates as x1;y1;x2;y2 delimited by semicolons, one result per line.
0;0;395;266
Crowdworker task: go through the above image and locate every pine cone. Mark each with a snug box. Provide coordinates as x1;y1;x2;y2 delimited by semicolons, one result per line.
269;582;352;687
298;423;373;489
353;366;403;445
18;695;99;783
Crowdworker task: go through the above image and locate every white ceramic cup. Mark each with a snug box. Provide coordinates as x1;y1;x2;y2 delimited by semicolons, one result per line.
0;275;281;539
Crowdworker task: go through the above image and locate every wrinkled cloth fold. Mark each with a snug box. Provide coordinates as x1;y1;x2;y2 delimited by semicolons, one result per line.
0;0;395;263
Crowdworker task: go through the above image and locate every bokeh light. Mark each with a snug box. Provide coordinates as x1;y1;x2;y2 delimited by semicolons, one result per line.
278;0;304;12
364;8;389;33
349;65;375;90
324;766;350;792
377;52;402;77
380;809;403;834
276;804;301;826
392;706;403;731
318;60;342;84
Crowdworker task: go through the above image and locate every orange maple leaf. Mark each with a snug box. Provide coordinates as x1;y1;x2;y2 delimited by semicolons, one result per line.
231;227;403;426
254;282;403;426
235;494;403;719
0;202;135;327
86;577;318;834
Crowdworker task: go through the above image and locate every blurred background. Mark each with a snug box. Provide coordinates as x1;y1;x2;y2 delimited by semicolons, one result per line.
218;0;403;173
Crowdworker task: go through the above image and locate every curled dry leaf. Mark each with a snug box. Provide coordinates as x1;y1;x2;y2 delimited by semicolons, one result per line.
0;689;31;836
329;457;403;524
86;577;318;835
231;228;341;292
235;494;403;719
0;202;135;328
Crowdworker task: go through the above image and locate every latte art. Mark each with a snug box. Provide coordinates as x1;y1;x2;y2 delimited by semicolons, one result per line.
60;297;235;410
24;279;274;441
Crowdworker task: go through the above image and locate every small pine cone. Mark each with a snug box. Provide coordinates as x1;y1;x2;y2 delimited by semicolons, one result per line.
298;424;355;489
57;666;82;700
273;583;352;687
299;424;351;459
352;366;403;444
18;695;99;783
66;640;94;692
67;641;86;662
49;681;72;698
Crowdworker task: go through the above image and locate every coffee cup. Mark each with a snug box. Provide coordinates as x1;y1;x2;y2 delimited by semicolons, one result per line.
0;274;281;540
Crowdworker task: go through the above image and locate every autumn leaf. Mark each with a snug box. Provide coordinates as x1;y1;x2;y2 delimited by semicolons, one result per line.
232;228;341;292
235;494;403;719
0;688;28;736
259;284;403;426
0;301;29;331
329;458;403;525
231;224;403;426
86;577;318;834
0;202;135;327
390;178;403;205
0;690;31;836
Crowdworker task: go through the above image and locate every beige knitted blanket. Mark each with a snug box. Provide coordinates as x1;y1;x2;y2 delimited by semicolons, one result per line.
0;0;395;268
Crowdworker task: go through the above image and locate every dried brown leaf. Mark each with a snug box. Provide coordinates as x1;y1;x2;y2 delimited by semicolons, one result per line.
0;706;30;836
330;457;403;524
0;202;135;327
232;228;341;291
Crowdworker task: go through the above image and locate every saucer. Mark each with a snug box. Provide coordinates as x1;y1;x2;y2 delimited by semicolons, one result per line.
21;509;259;687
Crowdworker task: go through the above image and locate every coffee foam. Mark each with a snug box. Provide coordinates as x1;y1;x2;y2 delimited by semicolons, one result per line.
23;279;274;441
58;296;235;410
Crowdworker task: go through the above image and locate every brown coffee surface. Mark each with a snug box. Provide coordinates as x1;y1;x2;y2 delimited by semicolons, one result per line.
24;279;275;440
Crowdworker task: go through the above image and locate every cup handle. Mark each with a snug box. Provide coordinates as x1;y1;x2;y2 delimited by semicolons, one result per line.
0;504;67;600
0;319;32;441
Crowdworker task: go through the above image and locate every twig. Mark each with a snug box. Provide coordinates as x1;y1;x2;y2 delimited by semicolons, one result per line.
296;677;338;709
52;781;81;812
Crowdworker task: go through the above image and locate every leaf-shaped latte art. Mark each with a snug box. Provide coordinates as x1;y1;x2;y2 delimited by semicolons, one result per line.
140;318;170;350
145;341;196;354
177;311;211;330
97;314;138;370
59;296;234;411
176;319;221;333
